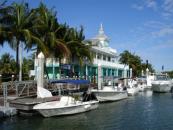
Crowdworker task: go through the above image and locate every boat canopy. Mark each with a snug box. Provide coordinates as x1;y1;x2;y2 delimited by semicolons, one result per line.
49;79;90;85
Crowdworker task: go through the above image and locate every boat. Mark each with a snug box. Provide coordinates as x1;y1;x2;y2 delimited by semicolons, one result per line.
137;77;147;92
152;74;173;93
91;87;127;102
138;83;145;92
33;95;99;117
33;79;99;117
91;79;128;102
127;79;139;96
146;74;155;89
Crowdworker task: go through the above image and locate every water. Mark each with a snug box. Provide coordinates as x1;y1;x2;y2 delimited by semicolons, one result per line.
1;90;173;130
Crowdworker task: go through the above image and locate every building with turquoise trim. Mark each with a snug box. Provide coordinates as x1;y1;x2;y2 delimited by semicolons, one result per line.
44;24;131;88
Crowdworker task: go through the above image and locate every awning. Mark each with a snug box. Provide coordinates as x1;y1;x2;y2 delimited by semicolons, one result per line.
49;79;90;85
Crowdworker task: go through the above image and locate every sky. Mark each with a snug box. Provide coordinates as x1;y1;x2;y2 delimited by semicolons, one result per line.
0;0;173;71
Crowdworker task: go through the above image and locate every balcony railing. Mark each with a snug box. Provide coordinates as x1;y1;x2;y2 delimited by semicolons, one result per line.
93;59;125;69
45;58;59;67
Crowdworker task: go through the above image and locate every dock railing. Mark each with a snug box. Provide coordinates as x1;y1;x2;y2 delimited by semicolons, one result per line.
1;80;38;107
0;79;59;107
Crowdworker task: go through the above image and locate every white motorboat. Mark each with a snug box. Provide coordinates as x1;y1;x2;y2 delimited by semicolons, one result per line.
127;79;139;96
138;83;145;92
127;87;139;96
91;85;128;102
34;79;99;117
152;74;173;93
33;96;99;117
152;81;172;92
146;74;155;89
137;77;147;92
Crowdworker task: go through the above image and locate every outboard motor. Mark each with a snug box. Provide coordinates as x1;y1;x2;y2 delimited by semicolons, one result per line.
171;87;173;98
123;86;127;91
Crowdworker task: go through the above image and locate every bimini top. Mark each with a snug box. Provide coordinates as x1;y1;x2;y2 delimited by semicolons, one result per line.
50;79;90;85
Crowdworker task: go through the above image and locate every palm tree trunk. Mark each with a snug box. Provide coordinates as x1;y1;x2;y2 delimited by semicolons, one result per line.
16;40;19;80
59;58;61;79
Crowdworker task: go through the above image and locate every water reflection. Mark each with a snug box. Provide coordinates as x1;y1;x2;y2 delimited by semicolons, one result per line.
2;90;173;130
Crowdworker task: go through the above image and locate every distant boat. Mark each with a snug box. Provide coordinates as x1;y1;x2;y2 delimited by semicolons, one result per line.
136;77;147;92
127;79;139;96
152;74;173;93
91;78;128;102
137;75;155;89
91;86;128;102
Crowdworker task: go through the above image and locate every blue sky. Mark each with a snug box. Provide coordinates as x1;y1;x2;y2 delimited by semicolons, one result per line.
1;0;173;71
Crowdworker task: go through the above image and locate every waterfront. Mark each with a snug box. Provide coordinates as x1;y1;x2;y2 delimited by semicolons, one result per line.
1;90;173;130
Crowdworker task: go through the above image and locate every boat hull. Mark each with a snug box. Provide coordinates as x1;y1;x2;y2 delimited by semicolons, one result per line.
91;90;128;102
127;88;138;96
34;101;99;117
152;83;172;93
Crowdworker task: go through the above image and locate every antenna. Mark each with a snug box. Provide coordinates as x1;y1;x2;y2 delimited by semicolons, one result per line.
162;65;164;71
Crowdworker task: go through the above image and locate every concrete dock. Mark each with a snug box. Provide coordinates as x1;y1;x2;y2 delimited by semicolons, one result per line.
0;106;17;118
0;96;17;118
9;96;60;114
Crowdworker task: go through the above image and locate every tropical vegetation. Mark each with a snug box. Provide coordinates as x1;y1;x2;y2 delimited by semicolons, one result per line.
119;50;155;77
0;2;35;76
0;1;93;80
0;53;34;81
163;71;173;78
0;1;159;81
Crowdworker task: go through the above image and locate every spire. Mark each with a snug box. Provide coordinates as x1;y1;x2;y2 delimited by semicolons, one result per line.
92;23;109;47
99;23;104;35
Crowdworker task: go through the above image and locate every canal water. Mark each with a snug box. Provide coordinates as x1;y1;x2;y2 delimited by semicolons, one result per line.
1;90;173;130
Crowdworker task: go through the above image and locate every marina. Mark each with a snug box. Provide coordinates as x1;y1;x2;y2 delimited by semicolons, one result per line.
0;0;173;129
2;90;173;130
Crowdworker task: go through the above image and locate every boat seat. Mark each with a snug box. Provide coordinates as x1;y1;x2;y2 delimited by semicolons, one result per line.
59;96;76;105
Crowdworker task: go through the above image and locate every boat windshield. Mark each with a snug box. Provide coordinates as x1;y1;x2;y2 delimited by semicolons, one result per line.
156;75;170;80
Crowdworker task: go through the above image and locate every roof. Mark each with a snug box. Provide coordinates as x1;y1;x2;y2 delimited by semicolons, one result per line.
92;46;117;56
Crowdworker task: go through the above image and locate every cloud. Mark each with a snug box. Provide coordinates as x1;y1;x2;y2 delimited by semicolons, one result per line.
132;0;173;18
132;0;157;11
163;0;173;13
151;27;173;37
162;0;173;17
144;21;166;29
145;0;157;10
150;40;173;50
142;21;173;38
131;4;144;10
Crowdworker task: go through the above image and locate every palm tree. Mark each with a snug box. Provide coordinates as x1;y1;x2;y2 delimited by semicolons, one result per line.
26;3;70;79
57;26;93;78
0;0;8;47
119;50;142;77
65;26;93;66
0;2;34;79
0;53;16;74
141;62;155;74
27;3;70;58
22;57;34;79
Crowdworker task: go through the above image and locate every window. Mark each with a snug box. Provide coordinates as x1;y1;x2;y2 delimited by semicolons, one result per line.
97;53;101;59
103;55;106;61
108;56;111;61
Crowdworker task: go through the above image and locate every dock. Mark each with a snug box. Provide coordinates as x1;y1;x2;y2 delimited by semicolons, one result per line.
0;96;17;118
0;80;60;117
0;79;88;117
9;96;60;112
0;106;17;118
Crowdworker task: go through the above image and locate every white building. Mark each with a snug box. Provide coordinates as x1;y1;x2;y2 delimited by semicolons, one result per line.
43;24;131;88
